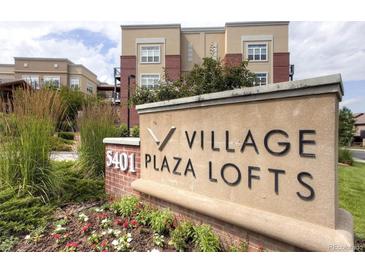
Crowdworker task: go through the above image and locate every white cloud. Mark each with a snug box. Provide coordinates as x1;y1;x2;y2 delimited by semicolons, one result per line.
1;21;364;84
290;21;365;81
0;22;120;83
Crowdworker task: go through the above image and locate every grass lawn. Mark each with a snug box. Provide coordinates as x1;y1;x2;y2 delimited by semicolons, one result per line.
339;162;365;240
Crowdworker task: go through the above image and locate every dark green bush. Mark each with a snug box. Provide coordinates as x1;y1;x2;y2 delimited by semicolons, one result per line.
53;161;106;204
58;132;75;140
339;148;353;165
0;187;54;238
50;136;73;151
170;221;194;251
131;126;139;137
119;123;129;137
193;224;221;252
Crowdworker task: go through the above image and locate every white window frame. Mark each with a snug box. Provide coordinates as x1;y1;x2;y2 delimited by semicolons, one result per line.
22;75;39;89
140;45;161;64
187;43;193;62
87;82;94;93
70;77;80;90
254;72;268;86
140;74;160;89
43;75;61;89
245;42;268;62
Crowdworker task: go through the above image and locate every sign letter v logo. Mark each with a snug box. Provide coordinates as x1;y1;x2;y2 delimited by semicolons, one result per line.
147;127;176;151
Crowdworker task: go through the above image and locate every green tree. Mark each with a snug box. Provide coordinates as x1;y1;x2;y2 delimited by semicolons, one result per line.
339;107;355;146
130;57;256;105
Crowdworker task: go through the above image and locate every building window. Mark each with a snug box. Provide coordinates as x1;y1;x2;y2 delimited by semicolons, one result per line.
187;43;193;62
140;45;160;64
87;82;94;93
70;77;80;90
43;76;61;89
22;75;39;89
140;74;160;89
254;73;268;86
247;43;267;61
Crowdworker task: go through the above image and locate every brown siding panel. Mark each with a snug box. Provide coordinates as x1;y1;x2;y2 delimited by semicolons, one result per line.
165;55;181;80
223;53;242;67
120;56;138;126
273;52;289;83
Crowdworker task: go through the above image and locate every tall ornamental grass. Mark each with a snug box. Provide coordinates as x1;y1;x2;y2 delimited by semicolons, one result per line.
78;103;119;177
0;89;64;202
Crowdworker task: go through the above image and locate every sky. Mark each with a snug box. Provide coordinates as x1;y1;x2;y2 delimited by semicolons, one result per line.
0;21;364;112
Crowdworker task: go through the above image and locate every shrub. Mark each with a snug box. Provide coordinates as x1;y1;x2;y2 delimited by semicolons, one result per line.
78;103;120;177
339;107;355;146
111;196;140;218
0;187;54;238
50;136;73;151
229;241;249;252
58;132;75;140
119;123;129;137
339;148;353;165
135;204;153;226
170;221;194;251
53;161;106;204
131;126;139;137
0;236;19;252
149;209;174;234
0;89;64;202
193;224;221;252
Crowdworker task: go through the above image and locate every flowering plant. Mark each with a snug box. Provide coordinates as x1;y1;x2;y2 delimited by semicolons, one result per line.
111;233;133;251
81;223;92;234
78;213;89;223
153;233;165;247
100;218;112;229
87;231;102;244
65;241;79;252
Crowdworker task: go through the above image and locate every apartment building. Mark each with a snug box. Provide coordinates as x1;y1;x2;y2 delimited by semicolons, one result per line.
0;57;98;95
119;21;291;126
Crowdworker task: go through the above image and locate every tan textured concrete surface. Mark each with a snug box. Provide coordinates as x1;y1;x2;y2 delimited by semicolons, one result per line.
139;94;338;228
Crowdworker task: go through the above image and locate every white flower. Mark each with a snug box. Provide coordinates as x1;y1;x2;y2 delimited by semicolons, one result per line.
101;231;107;236
107;228;114;234
150;249;160;252
112;240;118;246
94;207;104;212
24;235;31;240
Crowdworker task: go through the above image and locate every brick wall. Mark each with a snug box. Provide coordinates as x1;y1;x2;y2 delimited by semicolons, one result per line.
223;53;243;67
105;142;300;252
120;56;139;126
273;52;290;83
165;55;181;81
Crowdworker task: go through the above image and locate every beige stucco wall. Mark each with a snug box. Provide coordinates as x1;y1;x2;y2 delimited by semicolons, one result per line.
0;65;15;82
14;59;69;73
181;32;225;72
355;124;365;136
139;93;338;229
225;24;288;54
122;27;180;56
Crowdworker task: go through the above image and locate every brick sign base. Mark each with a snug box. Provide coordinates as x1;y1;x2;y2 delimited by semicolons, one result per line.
104;141;301;251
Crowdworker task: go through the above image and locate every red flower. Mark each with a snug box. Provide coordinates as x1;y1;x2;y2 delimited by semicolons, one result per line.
97;213;108;219
114;218;123;226
52;233;61;239
122;220;129;229
66;242;79;248
130;220;138;227
82;223;92;233
100;240;108;248
102;249;109;252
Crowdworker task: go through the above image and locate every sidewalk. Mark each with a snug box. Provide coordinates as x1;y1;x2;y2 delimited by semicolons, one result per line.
50;151;79;161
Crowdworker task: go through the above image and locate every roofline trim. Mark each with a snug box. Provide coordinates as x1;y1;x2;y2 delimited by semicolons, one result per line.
181;27;225;33
14;57;74;63
225;21;290;27
121;24;181;29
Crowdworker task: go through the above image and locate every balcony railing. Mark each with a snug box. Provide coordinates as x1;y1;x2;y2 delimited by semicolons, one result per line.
114;67;120;78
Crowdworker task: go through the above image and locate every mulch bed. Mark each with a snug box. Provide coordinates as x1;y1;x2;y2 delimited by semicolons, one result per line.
13;201;182;252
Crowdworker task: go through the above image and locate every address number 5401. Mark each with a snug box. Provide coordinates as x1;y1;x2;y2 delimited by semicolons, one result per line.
106;151;136;173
